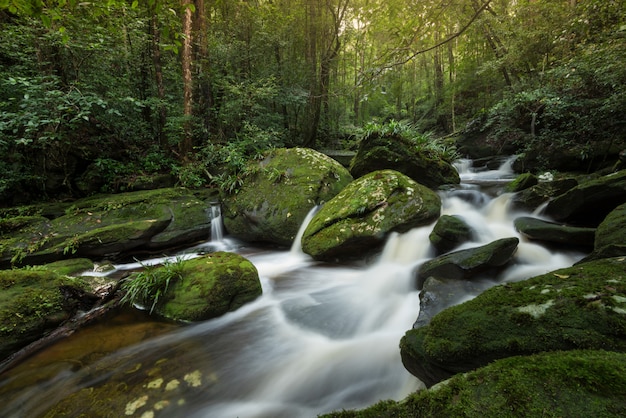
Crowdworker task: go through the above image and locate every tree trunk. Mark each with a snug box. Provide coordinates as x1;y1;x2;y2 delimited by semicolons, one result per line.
151;9;167;149
181;0;194;158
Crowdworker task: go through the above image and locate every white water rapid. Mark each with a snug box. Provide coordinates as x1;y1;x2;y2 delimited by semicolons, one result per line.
0;159;586;418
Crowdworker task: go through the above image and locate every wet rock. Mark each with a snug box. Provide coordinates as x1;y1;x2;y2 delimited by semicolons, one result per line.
221;147;353;247
428;215;474;255
400;257;626;387
349;132;459;189
513;216;595;247
509;178;578;212
322;350;626;417
149;252;262;322
301;170;441;261
0;269;95;361
543;170;626;226
505;172;538;193
416;237;519;288
0;188;218;268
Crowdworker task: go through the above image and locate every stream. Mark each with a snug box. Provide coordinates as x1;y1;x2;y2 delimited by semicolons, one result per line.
0;159;586;417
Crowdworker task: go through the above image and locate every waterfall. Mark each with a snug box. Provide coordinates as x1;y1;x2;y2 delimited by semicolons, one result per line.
290;205;320;256
210;202;224;242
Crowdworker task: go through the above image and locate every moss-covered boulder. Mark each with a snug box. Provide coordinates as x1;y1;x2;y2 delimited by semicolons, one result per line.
301;170;441;261
505;172;538;193
428;215;474;254
513;216;595;247
581;202;626;262
401;257;626;387
153;252;261;322
416;238;519;288
0;269;95;361
349;133;459;189
0;188;218;268
509;178;578;213
221;148;353;246
322;350;626;418
544;170;626;226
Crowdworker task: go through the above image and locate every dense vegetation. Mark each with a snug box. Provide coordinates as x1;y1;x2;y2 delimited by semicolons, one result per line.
1;0;624;205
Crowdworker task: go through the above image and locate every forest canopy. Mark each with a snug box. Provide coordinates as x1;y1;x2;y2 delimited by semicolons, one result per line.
0;0;624;204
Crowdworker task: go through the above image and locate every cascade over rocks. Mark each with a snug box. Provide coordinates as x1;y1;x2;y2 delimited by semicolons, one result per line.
301;170;441;261
513;216;595;247
221;148;353;246
543;169;626;226
0;188;219;268
349;132;460;189
401;257;626;388
509;178;578;212
153;252;262;322
416;237;519;289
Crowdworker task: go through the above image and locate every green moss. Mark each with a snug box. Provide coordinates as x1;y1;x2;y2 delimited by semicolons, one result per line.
322;350;626;418
402;257;626;385
42;258;95;276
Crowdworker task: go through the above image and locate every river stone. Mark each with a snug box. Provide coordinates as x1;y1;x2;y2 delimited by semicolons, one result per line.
580;202;626;262
301;170;441;261
428;215;474;254
505;172;538;193
349;132;459;189
321;350;626;417
221;147;353;247
155;252;261;322
543;169;626;226
0;188;217;268
513;216;595;247
416;237;519;288
509;178;578;212
401;257;626;388
0;269;94;361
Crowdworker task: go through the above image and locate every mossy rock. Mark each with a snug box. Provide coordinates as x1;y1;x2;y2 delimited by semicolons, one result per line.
155;252;262;322
0;269;92;361
428;215;474;254
321;350;626;418
510;178;578;212
580;202;626;263
221;147;353;246
416;237;519;288
43;258;95;276
505;172;538;193
349;133;460;189
301;170;441;261
513;216;595;247
401;257;626;387
544;170;626;226
0;188;217;268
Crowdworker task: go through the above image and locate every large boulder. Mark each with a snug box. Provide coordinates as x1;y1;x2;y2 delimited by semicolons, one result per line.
543;170;626;226
416;237;519;288
0;188;219;268
0;269;96;361
301;170;441;261
401;257;626;387
130;252;262;322
513;216;595;248
221;148;353;246
349;133;459;189
321;350;626;417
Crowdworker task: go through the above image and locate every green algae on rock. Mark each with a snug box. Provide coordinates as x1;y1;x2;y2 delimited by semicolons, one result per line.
221;147;353;247
301;170;441;261
0;269;92;361
401;256;626;387
321;350;626;418
124;252;262;322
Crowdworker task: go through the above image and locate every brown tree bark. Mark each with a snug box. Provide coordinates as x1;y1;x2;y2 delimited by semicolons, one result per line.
181;0;194;158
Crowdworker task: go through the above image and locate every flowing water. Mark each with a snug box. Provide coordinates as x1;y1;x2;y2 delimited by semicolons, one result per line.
0;159;587;417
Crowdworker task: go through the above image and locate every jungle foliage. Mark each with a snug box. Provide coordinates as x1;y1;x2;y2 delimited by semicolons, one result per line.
0;0;624;204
